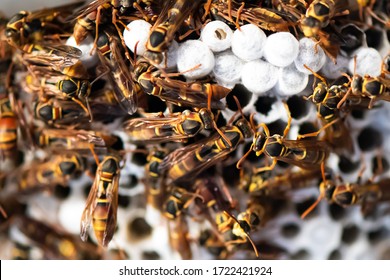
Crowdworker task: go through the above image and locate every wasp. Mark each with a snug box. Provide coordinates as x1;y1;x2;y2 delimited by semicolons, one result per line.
11;242;31;260
304;65;355;154
5;3;81;48
144;0;201;64
158;116;253;183
18;152;85;191
34;128;121;155
241;167;321;196
34;90;126;127
70;0;153;53
298;0;349;62
123;108;224;144
301;164;390;218
143;149;168;210
328;178;390;215
135;63;230;110
238;104;330;173
0;95;18;161
168;215;192;259
80;154;121;247
206;0;292;31
16;216;102;260
356;0;390;26
19;43;86;77
198;229;229;259
337;56;390;110
195;176;259;257
25;66;92;118
96;28;138;114
300;0;349;37
163;186;202;219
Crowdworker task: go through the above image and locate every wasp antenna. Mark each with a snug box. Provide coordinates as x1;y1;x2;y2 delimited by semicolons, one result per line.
304;64;327;86
0;205;8;219
235;2;245;31
237;143;254;169
300;194;322;219
245;231;259;258
88;144;100;166
232;95;244;117
134;40;139;63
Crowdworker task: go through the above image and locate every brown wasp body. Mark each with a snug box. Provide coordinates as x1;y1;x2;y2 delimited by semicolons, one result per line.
304;65;354;154
242;168;321;196
34;128;120;155
239;106;330;173
5;3;80;48
0;96;18;160
168;215;192;259
123;108;218;144
136;65;229;110
158;117;253;183
16;216;102;260
208;0;291;31
144;0;200;64
18;152;85;191
195;176;259;257
80;155;121;247
96;28;138;114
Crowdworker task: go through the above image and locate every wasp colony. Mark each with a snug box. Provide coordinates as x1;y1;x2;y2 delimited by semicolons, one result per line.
0;0;390;260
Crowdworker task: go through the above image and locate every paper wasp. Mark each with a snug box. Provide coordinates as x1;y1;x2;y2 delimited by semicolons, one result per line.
300;0;349;37
304;65;354;154
144;0;201;64
135;61;230;110
19;43;86;77
34;96;125;127
5;3;80;48
195;176;259;257
96;27;138;114
143;149;168;210
356;0;390;26
158;115;253;183
337;56;390;110
34;128;121;155
302;164;390;218
168;215;192;259
123;107;226;144
25;65;92;119
16;216;102;260
0;95;18;161
70;0;153;53
237;103;330;173
206;0;291;31
80;154;121;247
241;167;321;196
163;186;202;219
18;152;85;191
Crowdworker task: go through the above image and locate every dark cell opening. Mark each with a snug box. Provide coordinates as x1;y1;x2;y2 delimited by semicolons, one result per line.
338;155;360;174
254;95;277;115
226;84;253;111
54;184;71;200
296;197;319;218
328;249;342;260
281;222;300;238
287;95;310;120
328;203;346;221
357;127;383;151
128;217;153;241
341;224;360;245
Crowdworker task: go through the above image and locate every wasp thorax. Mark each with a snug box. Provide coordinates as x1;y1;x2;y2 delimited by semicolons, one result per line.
102;158;119;173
